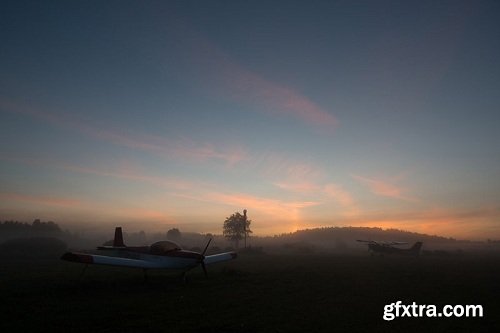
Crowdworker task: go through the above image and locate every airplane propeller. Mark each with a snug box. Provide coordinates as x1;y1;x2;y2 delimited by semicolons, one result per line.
199;238;212;278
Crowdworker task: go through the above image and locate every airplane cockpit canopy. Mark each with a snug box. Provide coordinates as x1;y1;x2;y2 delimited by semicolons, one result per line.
150;241;181;255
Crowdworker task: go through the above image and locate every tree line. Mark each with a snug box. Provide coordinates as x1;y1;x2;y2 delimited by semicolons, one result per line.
0;219;61;232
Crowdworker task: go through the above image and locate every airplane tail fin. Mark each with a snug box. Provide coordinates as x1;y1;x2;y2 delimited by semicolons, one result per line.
113;227;125;247
410;242;423;254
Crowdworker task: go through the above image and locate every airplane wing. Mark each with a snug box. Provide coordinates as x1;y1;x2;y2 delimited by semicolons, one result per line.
204;252;237;265
357;240;408;246
96;246;128;250
386;241;408;246
61;252;165;269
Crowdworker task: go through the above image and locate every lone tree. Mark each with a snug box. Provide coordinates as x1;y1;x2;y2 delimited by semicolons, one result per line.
223;209;252;249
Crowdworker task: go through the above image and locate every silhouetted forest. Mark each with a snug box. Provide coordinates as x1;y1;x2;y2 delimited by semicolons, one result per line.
0;220;67;258
269;226;457;247
1;219;495;256
0;219;61;232
246;226;489;254
0;219;65;244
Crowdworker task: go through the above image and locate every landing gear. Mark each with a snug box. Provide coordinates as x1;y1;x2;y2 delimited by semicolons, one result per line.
79;264;88;280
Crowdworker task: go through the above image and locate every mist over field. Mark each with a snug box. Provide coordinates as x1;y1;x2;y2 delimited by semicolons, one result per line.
2;219;500;332
2;219;499;258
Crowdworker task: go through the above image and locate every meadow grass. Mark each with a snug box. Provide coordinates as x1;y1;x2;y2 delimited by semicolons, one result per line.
0;253;498;332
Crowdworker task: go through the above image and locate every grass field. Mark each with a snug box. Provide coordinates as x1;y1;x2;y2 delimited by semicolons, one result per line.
1;252;499;332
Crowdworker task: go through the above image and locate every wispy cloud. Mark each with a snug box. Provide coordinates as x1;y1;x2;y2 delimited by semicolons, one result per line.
256;153;360;216
323;183;355;208
274;180;360;218
2;154;321;223
174;22;337;132
176;191;320;222
86;130;248;166
0;192;81;208
273;181;319;193
1;99;248;166
351;174;417;202
251;152;326;183
0;155;199;191
224;66;338;130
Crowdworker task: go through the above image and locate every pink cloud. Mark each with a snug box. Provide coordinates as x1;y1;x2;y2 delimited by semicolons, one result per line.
0;192;81;208
125;135;246;166
351;174;417;202
1;99;248;166
274;180;360;217
273;181;319;193
176;24;337;132
225;67;338;130
164;137;248;166
1;155;201;192
251;152;326;183
177;191;319;221
323;183;355;207
260;156;359;216
75;127;248;167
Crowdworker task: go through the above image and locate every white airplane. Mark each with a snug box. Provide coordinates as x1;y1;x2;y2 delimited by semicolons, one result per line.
61;227;237;280
356;240;423;256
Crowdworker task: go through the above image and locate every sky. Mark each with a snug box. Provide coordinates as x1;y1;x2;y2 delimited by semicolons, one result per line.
1;0;500;239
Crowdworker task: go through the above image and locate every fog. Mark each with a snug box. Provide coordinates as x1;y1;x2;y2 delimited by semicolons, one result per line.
2;219;499;258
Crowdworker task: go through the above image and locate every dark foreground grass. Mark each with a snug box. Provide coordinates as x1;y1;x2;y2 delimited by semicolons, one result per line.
1;253;499;332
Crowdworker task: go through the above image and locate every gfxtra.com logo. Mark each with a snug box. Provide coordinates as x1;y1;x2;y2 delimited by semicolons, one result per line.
383;301;483;321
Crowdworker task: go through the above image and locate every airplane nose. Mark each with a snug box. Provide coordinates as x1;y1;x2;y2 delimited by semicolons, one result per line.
175;250;205;261
61;252;94;264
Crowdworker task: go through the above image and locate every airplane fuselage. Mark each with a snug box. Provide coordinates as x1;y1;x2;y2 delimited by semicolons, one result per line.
367;242;422;256
63;247;203;270
61;227;237;276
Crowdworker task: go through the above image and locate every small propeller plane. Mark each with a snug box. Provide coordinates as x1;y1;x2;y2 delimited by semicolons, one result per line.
61;227;237;280
356;240;423;256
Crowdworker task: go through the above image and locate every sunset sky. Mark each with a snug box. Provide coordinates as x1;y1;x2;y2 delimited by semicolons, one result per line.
1;1;499;239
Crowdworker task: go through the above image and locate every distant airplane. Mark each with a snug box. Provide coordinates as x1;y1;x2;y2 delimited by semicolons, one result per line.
61;227;237;280
356;240;423;256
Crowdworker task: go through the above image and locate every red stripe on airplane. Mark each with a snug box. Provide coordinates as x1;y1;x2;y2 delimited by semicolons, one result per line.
164;251;202;260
